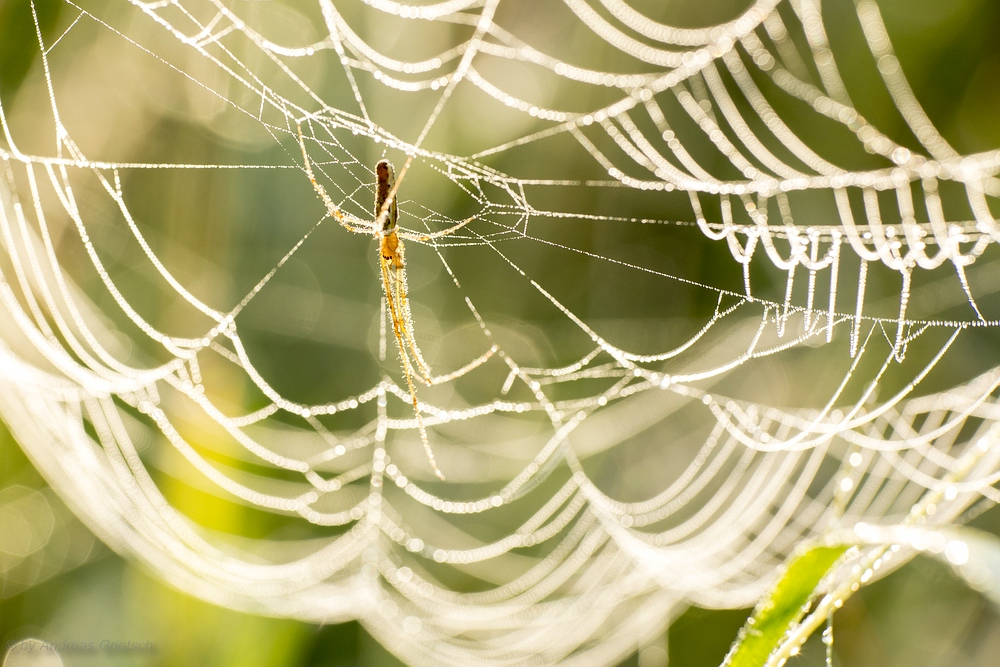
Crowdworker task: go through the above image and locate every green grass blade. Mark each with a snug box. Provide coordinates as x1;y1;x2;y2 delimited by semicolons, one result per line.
724;545;848;667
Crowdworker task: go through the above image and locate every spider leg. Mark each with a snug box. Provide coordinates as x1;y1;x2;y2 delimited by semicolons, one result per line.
399;309;496;385
398;216;476;243
391;246;438;386
296;122;374;236
380;255;446;480
342;218;377;235
390;239;497;386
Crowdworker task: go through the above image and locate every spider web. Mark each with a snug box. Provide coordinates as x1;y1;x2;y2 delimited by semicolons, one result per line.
1;0;1000;664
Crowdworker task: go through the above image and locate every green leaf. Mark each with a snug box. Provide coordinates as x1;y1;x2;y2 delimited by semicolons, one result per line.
724;545;848;667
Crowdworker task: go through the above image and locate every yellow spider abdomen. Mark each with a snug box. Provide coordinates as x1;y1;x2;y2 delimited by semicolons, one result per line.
381;232;403;269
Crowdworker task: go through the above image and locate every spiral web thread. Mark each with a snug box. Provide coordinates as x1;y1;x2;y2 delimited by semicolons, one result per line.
1;0;1000;664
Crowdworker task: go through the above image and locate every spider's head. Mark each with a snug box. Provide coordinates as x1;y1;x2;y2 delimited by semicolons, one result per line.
375;159;398;234
375;159;395;185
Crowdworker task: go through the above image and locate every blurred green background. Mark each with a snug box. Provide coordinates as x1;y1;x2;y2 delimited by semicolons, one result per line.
2;0;1000;665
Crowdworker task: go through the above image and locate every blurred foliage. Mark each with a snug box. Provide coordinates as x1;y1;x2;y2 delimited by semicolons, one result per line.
0;0;61;102
726;546;848;667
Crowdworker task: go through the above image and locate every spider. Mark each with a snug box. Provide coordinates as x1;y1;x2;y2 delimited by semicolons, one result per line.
297;123;495;480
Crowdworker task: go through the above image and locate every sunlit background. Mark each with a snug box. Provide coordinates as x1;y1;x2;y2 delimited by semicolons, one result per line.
2;0;1000;664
